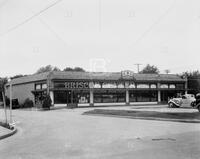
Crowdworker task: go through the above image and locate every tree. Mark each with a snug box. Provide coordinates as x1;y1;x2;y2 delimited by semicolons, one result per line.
63;67;85;72
140;64;159;74
180;70;200;94
36;65;61;74
164;69;170;74
73;67;85;72
11;74;25;79
63;67;74;72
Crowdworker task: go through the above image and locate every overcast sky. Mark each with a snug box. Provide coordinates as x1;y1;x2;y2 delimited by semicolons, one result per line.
0;0;200;77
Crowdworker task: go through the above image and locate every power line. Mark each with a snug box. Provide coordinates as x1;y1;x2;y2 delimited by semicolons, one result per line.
132;0;176;46
0;0;63;37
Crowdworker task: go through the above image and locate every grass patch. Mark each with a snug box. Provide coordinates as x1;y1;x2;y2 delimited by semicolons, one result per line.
83;109;200;121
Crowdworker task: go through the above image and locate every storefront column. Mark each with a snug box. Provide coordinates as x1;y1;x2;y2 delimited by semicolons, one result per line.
157;83;161;103
90;89;94;106
185;79;188;94
158;90;161;103
126;90;129;105
50;91;54;106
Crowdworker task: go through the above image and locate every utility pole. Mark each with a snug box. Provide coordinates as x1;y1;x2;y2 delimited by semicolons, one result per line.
134;63;142;73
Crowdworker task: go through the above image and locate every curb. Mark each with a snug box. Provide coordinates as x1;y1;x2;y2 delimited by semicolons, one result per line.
83;113;200;123
0;127;17;140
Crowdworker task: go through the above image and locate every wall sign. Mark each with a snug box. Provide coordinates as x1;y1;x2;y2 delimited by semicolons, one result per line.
121;70;134;78
51;81;89;89
64;82;89;89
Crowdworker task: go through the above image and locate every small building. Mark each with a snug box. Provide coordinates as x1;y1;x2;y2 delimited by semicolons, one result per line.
5;70;187;107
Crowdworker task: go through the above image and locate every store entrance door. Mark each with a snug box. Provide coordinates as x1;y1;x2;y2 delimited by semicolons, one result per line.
66;90;78;107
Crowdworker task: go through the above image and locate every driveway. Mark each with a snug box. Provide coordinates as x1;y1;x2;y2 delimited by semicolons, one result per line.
0;106;200;159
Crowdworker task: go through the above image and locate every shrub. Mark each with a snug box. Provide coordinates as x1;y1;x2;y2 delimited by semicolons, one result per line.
42;95;52;110
23;98;34;108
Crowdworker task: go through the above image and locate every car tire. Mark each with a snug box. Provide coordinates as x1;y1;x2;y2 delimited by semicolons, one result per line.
198;106;200;112
169;102;175;108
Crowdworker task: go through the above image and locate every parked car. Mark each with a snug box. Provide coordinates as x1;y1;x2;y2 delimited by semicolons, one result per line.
168;94;196;108
194;93;200;112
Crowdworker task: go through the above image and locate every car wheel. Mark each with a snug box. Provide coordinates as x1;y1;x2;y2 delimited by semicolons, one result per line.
191;102;196;107
198;106;200;112
169;102;174;108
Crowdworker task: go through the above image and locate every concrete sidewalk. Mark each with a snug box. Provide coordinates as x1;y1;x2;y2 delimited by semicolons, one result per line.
0;125;12;140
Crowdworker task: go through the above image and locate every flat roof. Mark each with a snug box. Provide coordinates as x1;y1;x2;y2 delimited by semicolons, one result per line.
8;71;186;85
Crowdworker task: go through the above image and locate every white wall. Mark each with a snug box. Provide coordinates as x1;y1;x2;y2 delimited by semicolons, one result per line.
5;83;35;105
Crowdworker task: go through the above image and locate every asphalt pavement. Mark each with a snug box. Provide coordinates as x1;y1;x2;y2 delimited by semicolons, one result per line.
0;105;200;159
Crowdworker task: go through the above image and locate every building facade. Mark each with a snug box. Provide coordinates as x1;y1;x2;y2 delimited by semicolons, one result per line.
6;71;187;107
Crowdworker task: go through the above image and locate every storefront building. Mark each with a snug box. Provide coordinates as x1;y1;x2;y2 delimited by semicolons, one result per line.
6;71;187;107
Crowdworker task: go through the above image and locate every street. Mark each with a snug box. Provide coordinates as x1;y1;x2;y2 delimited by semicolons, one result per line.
0;106;200;159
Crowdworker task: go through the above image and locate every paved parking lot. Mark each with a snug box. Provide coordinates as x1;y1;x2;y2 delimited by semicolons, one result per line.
0;105;200;159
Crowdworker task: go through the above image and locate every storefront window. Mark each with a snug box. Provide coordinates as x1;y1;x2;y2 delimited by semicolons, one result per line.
160;84;168;88
128;82;135;88
150;84;157;89
102;82;117;88
94;90;125;103
169;84;175;89
42;83;47;89
137;84;149;89
129;90;157;102
176;84;184;89
54;91;67;104
54;90;90;104
76;90;90;103
93;82;101;88
117;82;125;88
35;84;41;90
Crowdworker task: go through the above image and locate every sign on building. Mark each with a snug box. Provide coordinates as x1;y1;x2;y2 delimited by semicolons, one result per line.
121;70;134;79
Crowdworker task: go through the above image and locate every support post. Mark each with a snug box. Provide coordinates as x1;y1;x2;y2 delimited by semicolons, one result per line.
157;83;161;103
50;91;54;106
9;83;12;123
90;89;94;106
126;90;129;105
185;78;188;94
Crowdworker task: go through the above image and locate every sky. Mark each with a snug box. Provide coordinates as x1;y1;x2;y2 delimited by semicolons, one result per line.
0;0;200;77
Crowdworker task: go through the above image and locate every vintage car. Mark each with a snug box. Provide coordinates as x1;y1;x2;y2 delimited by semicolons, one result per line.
195;93;200;112
168;94;196;108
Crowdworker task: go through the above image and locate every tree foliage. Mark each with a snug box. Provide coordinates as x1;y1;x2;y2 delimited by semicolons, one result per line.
11;74;25;79
180;70;200;94
140;64;159;74
63;67;85;72
36;65;61;74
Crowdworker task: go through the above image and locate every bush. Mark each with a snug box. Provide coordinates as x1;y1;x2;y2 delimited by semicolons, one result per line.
22;98;34;108
42;95;52;110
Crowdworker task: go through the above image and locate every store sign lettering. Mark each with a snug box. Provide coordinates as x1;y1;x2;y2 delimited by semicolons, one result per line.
64;82;89;89
121;70;134;78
